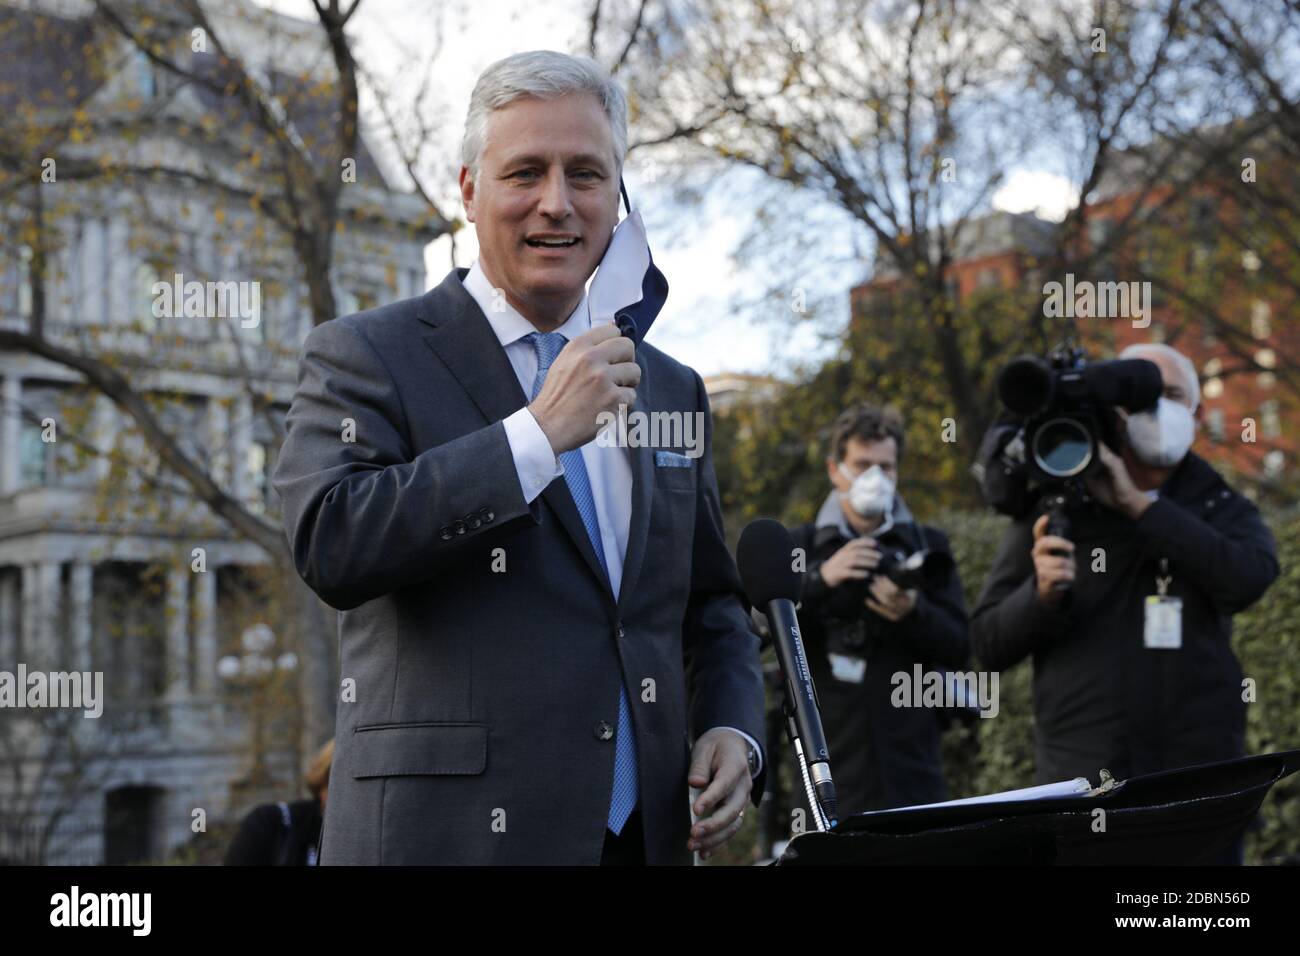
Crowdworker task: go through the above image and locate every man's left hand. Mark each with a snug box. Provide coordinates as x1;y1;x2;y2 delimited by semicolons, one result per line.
865;575;918;622
687;728;752;860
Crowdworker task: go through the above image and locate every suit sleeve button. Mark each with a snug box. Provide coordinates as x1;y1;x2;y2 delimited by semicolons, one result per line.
595;721;615;741
439;526;453;540
453;520;467;535
467;515;482;530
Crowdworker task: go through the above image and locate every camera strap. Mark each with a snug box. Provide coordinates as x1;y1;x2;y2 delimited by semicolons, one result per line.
1144;557;1182;650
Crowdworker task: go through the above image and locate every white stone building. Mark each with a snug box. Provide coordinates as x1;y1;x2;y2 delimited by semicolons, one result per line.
0;0;444;863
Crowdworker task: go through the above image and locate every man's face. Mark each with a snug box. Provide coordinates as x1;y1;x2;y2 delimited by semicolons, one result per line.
828;435;899;492
1117;351;1201;434
459;92;621;323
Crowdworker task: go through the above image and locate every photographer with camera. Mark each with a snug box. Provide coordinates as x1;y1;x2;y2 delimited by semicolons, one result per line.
972;343;1279;863
789;403;971;816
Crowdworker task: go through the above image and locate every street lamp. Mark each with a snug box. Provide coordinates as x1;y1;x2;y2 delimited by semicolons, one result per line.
219;623;296;800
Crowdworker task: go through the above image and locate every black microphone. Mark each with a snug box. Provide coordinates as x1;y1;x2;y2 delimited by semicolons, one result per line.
737;519;838;828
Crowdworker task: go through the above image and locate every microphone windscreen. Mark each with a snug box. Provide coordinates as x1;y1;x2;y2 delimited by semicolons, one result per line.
737;519;803;607
998;356;1053;415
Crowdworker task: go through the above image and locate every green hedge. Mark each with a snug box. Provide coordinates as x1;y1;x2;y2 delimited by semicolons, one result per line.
722;505;1299;864
934;505;1299;864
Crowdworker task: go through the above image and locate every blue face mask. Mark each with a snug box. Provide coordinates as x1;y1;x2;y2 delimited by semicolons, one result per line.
587;179;669;344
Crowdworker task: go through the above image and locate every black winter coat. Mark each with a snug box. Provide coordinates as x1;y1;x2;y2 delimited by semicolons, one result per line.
971;452;1279;785
789;509;971;813
224;798;323;866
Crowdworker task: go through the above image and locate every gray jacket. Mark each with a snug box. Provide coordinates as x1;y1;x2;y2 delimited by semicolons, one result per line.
272;269;766;864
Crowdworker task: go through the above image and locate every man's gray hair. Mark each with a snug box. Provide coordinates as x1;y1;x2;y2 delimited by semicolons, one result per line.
461;50;628;182
1120;342;1201;411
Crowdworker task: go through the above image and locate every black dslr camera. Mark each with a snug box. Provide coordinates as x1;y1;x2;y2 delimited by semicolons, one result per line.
823;540;953;624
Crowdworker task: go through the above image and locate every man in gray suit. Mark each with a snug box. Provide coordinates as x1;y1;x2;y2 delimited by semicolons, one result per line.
272;50;767;865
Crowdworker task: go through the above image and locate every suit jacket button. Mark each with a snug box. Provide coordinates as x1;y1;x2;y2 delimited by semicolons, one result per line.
480;507;494;522
467;514;482;530
616;622;626;640
595;721;614;741
453;520;467;535
439;526;453;540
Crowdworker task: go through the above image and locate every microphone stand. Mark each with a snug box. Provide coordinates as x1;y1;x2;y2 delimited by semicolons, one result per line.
787;709;834;833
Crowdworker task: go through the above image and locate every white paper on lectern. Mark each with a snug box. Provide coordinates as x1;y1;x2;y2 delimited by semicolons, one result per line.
866;777;1093;815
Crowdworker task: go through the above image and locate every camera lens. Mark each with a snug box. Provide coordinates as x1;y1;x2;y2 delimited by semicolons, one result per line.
1032;418;1093;478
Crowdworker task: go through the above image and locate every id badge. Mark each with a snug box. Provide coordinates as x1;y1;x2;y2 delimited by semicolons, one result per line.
828;652;867;683
1144;596;1183;649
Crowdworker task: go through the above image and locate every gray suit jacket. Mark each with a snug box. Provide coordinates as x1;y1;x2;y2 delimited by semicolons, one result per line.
272;268;767;864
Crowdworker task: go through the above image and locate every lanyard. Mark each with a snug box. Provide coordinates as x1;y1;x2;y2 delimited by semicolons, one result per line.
1156;557;1172;598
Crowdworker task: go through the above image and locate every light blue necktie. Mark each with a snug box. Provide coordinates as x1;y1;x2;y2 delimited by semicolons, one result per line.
527;331;639;834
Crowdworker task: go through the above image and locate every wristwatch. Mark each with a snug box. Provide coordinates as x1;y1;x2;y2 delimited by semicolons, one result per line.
746;742;760;777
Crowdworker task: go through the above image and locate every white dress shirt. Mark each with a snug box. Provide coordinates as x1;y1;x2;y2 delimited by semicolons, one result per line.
461;261;762;776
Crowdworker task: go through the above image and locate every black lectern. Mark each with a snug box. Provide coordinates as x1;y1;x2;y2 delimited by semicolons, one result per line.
775;749;1300;865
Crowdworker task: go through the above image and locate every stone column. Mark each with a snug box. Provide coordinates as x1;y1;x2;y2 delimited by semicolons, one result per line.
0;569;17;664
21;562;60;668
1;375;20;494
207;397;230;491
165;564;190;701
69;562;93;672
192;564;217;696
106;214;128;327
93;395;116;482
231;394;251;501
20;563;36;662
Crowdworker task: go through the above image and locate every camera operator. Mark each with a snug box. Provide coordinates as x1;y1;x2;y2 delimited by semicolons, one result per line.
790;403;970;815
971;343;1279;863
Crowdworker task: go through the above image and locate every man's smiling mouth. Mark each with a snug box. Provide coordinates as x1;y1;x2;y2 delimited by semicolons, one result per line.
525;237;581;248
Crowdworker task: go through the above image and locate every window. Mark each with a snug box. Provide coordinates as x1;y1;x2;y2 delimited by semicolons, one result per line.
407;269;425;298
248;406;285;512
335;283;358;317
353;287;378;313
19;423;50;487
18;382;74;488
159;394;209;468
1088;218;1117;279
247;442;268;513
17;245;33;319
135;50;157;100
1260;400;1281;439
137;260;166;332
1207;408;1225;442
1262;450;1285;479
1189;197;1215;261
1251;300;1271;339
92;561;168;710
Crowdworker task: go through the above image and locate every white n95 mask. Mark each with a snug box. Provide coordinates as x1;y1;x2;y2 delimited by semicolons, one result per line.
1125;397;1195;468
838;463;895;517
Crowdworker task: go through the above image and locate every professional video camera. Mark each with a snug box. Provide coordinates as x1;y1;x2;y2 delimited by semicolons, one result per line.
976;344;1163;522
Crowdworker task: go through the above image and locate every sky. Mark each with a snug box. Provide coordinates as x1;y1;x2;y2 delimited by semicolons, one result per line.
250;0;1078;380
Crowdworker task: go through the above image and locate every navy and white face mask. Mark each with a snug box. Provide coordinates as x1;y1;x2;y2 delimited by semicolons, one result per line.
587;179;669;345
